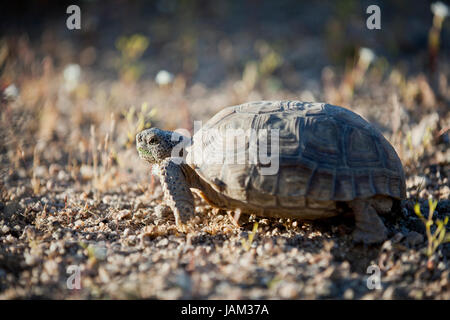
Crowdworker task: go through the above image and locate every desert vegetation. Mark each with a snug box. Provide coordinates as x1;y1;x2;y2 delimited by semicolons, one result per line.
0;0;448;299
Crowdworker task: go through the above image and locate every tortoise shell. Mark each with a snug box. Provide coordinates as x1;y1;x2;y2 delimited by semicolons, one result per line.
186;101;406;209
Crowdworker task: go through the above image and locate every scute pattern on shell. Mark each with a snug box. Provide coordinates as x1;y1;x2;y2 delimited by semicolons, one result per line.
187;101;406;208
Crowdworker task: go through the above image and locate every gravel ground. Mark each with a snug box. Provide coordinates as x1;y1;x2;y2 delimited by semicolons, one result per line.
0;0;449;299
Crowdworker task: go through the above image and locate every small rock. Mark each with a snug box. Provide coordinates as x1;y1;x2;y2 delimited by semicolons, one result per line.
343;288;354;299
90;244;107;261
156;238;169;247
74;220;84;227
24;252;38;266
278;282;298;299
381;240;393;251
57;170;69;181
175;271;192;292
98;267;110;283
34;166;48;178
117;210;132;220
382;286;395;299
405;231;424;246
46;180;56;190
127;235;137;245
154;205;171;219
49;164;62;176
22;226;36;239
391;232;404;243
30;202;43;212
134;202;145;210
1;225;10;234
3;201;20;218
102;195;113;205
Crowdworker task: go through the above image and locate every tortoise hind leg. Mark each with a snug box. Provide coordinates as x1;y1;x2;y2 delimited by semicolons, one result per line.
348;199;387;244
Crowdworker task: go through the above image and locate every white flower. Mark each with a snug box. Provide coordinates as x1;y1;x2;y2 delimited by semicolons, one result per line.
155;70;174;86
431;2;448;18
3;84;19;100
359;47;376;66
63;64;81;91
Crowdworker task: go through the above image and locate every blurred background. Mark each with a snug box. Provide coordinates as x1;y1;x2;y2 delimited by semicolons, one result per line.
0;0;449;199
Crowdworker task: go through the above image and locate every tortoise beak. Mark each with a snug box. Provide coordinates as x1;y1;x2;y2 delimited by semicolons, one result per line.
136;135;154;162
137;145;153;161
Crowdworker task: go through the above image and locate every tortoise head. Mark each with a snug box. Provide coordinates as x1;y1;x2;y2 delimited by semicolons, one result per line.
136;128;183;164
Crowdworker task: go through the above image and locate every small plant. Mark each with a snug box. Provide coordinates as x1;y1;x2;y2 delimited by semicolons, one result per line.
123;102;156;148
89;119;118;191
115;34;149;83
414;197;450;260
241;222;259;251
339;47;376;102
428;2;448;70
31;146;41;195
241;42;283;92
405;126;433;166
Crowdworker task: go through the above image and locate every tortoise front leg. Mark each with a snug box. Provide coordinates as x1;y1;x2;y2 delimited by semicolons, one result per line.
157;159;195;230
349;199;387;244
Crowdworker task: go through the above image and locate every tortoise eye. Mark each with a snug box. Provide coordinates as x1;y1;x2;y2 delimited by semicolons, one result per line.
148;137;158;144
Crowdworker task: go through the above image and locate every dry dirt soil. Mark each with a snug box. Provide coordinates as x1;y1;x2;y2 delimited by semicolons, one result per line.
0;0;449;299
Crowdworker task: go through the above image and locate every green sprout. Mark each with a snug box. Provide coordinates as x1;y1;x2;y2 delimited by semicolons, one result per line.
241;43;283;92
123;102;156;148
115;34;149;83
241;222;259;251
414;197;450;259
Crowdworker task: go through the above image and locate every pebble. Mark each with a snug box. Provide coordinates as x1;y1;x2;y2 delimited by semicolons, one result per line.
92;245;107;261
34;166;47;178
156;238;169;247
98;267;110;283
278;282;298;299
49;164;62;175
392;232;404;243
24;252;38;266
381;240;393;251
57;170;69;181
154;205;171;218
382;286;395;299
117;210;132;220
1;225;10;234
22;226;36;239
127;235;137;245
134;202;145;210
343;288;354;299
74;220;84;227
405;231;424;246
31;202;43;212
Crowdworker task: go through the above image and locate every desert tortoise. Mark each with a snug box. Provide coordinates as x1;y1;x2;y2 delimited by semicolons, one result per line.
136;101;406;244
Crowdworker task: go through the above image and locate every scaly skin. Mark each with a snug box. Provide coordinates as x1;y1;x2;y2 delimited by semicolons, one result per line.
136;128;195;232
135;99;404;246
